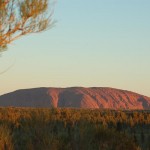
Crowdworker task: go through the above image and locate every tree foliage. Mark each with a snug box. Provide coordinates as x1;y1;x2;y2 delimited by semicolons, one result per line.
1;108;150;149
0;0;54;51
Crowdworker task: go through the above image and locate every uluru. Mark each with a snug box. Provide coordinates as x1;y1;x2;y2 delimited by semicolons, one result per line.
0;87;150;110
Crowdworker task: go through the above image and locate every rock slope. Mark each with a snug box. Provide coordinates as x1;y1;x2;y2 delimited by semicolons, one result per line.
0;87;150;109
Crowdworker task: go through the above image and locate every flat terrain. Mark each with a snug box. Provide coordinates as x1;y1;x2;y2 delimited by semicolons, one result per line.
0;108;150;149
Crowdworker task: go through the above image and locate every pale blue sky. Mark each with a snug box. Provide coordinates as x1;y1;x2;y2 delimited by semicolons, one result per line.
0;0;150;96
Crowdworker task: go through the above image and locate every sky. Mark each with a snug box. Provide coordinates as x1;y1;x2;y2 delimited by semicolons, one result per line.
0;0;150;96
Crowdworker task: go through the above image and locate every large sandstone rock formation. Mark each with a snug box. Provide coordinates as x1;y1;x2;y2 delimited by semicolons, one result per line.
0;87;150;109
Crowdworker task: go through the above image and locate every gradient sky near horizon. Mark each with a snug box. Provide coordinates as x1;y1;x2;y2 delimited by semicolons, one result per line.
0;0;150;96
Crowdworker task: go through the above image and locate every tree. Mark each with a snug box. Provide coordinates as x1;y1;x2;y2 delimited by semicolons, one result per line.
0;0;54;51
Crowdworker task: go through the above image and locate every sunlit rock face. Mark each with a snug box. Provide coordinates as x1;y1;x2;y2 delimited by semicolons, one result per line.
0;87;150;109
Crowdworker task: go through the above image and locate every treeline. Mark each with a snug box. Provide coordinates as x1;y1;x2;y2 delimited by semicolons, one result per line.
0;108;150;150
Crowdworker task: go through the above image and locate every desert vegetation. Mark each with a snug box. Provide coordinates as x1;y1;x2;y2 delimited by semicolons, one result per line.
0;108;150;150
0;0;54;51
